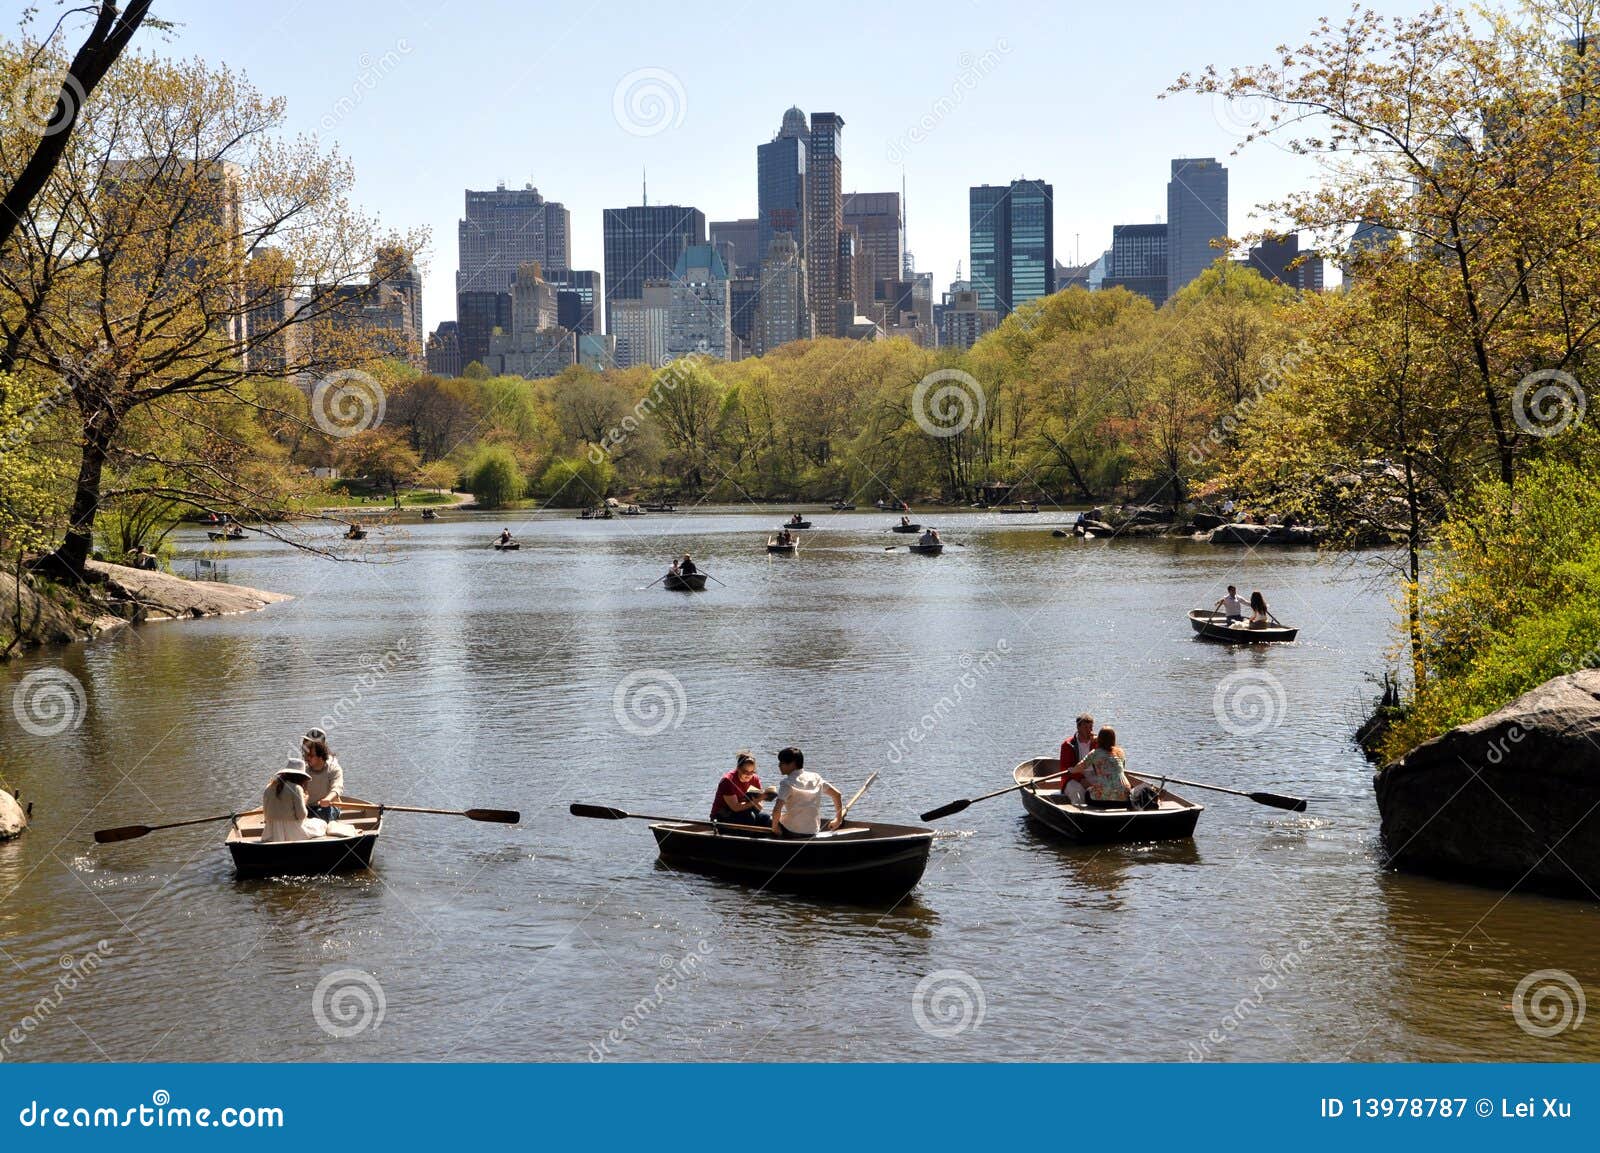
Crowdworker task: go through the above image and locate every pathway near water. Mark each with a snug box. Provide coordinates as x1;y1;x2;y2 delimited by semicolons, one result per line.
1;508;1594;1062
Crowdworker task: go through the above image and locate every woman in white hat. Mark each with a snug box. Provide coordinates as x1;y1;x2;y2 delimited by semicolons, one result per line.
261;758;328;843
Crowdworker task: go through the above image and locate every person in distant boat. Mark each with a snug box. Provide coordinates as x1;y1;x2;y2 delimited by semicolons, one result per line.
680;554;698;576
1057;713;1095;793
710;751;771;827
1061;727;1132;806
770;747;843;838
900;515;911;527
261;758;327;843
301;731;344;822
1215;585;1248;623
668;558;681;577
789;514;804;527
499;528;513;544
1248;591;1274;629
918;527;940;546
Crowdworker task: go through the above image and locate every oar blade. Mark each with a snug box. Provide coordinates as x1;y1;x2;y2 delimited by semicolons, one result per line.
569;803;630;820
1249;791;1308;812
920;798;971;823
93;825;151;844
464;808;521;823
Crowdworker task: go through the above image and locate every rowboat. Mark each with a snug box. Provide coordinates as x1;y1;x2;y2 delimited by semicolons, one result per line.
493;541;521;551
1013;758;1203;844
908;542;944;555
344;528;367;540
620;505;646;516
1188;609;1298;644
831;502;855;511
766;537;798;554
648;818;934;901
643;502;676;512
781;519;813;529
206;530;245;542
578;507;613;520
998;503;1040;514
663;571;707;591
420;509;439;520
890;523;922;533
225;796;383;877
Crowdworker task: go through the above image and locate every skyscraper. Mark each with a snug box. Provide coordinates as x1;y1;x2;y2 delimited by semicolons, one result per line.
602;203;707;321
757;107;809;276
1103;223;1168;307
968;178;1055;318
710;218;761;277
756;233;804;354
456;184;570;294
842;192;905;296
667;244;732;360
1166;157;1229;299
806;112;845;336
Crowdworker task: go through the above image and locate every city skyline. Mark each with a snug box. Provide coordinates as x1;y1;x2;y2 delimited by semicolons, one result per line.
146;0;1337;334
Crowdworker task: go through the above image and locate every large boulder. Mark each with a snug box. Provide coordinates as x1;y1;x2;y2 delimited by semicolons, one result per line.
1374;671;1600;896
0;790;25;841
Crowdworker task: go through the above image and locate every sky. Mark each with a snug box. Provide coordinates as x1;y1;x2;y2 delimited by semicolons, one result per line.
97;0;1362;330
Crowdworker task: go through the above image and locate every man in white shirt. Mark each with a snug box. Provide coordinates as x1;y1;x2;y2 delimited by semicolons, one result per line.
1215;585;1248;622
769;747;843;838
302;728;345;821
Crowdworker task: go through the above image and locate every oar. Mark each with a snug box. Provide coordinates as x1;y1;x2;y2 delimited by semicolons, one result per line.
330;802;521;823
569;802;769;832
93;812;241;844
640;572;670;590
920;767;1072;822
1150;775;1307;812
841;772;877;820
703;572;727;587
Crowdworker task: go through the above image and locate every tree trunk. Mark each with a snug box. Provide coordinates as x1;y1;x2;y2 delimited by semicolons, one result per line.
45;412;117;581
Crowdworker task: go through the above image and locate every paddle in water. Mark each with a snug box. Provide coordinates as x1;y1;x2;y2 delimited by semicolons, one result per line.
920;767;1073;822
93;812;240;844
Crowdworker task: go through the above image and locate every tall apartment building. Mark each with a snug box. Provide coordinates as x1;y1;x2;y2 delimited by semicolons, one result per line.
545;269;604;334
842;192;905;294
426;322;461;377
756;233;805;355
806;112;846;336
667;244;732;361
602;203;707;320
486;261;575;379
1245;233;1325;292
456;184;570;295
456;290;512;371
1102;223;1168;307
940;287;998;351
244;248;302;380
969;178;1054;318
610;285;671;370
757;107;809;279
1166;157;1229;299
710;218;761;277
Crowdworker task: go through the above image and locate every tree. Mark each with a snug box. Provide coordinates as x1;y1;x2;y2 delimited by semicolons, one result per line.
466;445;523;509
339;428;420;506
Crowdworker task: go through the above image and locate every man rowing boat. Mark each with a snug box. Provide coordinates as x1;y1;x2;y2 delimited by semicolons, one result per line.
302;728;344;822
770;747;843;838
1214;585;1248;622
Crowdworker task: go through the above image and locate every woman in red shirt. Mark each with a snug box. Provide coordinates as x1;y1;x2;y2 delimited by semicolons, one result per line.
710;751;771;826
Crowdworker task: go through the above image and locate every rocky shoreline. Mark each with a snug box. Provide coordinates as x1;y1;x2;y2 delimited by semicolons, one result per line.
2;561;290;659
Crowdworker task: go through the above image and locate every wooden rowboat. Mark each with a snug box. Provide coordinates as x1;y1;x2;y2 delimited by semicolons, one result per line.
767;537;798;554
1012;758;1203;844
420;509;439;520
493;541;521;551
890;523;922;533
831;502;855;511
998;503;1040;514
781;519;813;529
344;528;367;540
663;571;707;591
206;530;245;542
225;796;383;877
908;542;944;555
643;502;676;512
649;819;934;901
1187;609;1298;643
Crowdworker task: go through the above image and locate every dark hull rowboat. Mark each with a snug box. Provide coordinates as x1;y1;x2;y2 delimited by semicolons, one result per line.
909;543;944;555
890;523;922;533
643;502;676;512
649;819;933;901
998;504;1040;514
831;503;855;511
206;531;245;542
1188;609;1298;643
494;541;521;551
663;571;707;591
1013;758;1203;844
226;796;383;877
345;530;367;540
782;520;813;529
767;539;798;554
420;510;438;520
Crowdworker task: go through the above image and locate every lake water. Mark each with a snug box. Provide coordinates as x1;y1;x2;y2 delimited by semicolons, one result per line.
2;507;1596;1062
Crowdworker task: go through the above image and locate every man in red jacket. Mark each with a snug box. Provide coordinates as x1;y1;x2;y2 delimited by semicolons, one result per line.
1057;714;1096;792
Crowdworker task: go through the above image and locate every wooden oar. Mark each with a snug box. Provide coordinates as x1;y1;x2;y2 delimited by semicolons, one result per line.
570;802;771;832
703;572;727;587
1149;775;1307;812
94;812;240;844
841;772;877;820
328;802;520;823
640;572;670;590
920;767;1072;822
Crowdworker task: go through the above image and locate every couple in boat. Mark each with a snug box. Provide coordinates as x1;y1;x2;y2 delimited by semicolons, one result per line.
669;553;698;577
261;728;347;842
1054;714;1158;809
917;527;941;547
709;748;843;837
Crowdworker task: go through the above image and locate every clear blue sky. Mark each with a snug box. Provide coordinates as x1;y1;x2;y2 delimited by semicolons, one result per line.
136;0;1354;330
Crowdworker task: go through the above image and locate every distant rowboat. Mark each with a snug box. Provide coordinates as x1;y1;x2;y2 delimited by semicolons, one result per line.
663;571;707;591
890;523;922;534
1188;609;1297;644
493;541;521;551
908;542;944;555
767;537;798;555
206;530;245;542
998;503;1040;514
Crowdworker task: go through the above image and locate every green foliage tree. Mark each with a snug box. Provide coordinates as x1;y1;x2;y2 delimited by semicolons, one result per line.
466;445;524;509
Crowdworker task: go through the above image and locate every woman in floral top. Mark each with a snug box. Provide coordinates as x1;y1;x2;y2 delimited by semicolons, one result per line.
1069;727;1132;805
